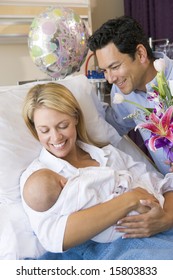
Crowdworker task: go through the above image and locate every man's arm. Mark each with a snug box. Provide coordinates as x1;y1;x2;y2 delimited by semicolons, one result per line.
162;191;173;228
114;192;173;238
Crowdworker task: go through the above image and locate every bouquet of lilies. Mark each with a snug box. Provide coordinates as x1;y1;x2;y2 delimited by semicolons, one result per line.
113;58;173;162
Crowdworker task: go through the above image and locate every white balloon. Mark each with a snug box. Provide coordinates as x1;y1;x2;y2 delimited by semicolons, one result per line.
28;6;89;79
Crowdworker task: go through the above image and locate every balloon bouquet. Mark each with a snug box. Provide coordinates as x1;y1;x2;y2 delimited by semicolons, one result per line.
28;6;89;79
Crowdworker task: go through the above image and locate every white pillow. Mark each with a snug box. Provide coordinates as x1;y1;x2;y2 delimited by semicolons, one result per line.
0;74;121;203
58;75;121;145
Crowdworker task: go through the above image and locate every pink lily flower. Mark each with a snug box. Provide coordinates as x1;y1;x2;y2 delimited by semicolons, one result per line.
135;106;173;151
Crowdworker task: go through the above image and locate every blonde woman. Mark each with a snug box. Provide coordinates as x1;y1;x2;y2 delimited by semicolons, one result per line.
20;83;173;260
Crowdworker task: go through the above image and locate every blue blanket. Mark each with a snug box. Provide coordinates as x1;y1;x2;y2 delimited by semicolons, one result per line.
38;229;173;260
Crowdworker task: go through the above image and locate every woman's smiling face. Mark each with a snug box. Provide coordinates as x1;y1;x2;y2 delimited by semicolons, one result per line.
34;106;78;160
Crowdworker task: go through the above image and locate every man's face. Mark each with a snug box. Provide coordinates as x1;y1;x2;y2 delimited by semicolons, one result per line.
96;42;147;94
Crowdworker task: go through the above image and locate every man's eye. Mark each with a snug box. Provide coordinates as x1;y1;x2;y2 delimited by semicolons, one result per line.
112;64;121;70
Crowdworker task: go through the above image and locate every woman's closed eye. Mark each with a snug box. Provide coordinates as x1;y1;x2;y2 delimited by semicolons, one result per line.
58;123;69;129
39;128;49;134
37;122;69;134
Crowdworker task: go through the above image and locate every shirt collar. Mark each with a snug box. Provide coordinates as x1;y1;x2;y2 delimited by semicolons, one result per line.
39;147;73;174
77;140;110;166
39;141;109;173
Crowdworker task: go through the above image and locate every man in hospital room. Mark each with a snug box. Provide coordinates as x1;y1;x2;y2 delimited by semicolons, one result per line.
88;15;173;176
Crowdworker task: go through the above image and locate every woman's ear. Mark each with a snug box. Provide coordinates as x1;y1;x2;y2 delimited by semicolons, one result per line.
136;44;148;63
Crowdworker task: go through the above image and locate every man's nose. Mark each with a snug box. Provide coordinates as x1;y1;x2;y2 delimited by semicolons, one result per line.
105;71;114;84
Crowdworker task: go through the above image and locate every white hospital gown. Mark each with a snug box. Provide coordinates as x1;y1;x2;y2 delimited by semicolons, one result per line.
20;141;173;253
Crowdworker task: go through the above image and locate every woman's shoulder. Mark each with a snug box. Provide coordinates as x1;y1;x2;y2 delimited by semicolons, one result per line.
20;158;47;191
102;143;116;152
102;144;126;159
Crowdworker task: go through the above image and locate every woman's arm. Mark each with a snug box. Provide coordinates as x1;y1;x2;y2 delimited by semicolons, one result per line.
63;187;156;251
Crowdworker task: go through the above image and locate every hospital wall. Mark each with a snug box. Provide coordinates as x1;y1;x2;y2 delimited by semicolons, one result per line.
0;0;124;86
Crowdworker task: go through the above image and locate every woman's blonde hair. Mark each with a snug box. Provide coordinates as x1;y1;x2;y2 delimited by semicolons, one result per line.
23;82;107;147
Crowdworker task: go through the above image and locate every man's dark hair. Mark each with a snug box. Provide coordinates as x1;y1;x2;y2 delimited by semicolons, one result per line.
87;15;153;60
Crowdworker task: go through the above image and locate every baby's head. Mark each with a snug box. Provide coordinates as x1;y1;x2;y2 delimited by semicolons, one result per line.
24;168;67;211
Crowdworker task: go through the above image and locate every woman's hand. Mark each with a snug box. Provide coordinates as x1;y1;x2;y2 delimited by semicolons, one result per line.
116;199;172;238
128;187;159;214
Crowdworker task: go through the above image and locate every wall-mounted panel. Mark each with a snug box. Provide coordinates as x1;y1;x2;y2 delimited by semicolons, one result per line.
0;1;88;7
0;2;89;43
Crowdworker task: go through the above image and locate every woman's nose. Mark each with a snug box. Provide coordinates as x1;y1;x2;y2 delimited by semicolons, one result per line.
51;130;63;142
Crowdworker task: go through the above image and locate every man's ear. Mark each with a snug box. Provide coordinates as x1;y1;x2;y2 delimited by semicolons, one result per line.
136;44;148;63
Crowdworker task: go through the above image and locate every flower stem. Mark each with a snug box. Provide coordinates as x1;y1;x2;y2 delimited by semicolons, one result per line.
124;99;151;115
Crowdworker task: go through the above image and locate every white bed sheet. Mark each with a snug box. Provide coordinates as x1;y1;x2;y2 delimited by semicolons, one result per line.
0;202;45;260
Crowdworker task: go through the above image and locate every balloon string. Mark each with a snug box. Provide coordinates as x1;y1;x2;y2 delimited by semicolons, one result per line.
85;53;95;76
